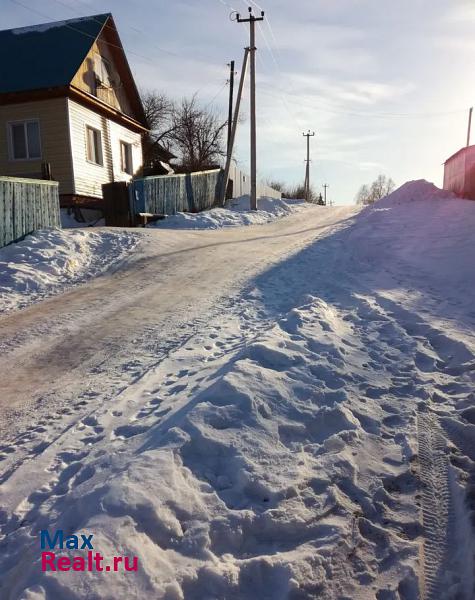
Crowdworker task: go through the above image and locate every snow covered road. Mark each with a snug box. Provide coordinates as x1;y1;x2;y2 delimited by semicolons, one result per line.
0;204;352;459
1;183;474;600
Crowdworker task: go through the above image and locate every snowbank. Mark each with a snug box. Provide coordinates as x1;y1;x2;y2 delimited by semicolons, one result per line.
151;196;309;229
379;178;456;206
1;291;422;599
0;228;138;313
358;180;475;313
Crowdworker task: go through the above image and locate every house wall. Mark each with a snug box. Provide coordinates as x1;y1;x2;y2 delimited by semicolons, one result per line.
0;98;74;195
67;99;143;199
443;146;475;200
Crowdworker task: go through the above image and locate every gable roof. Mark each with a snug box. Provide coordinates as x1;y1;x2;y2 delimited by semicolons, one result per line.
0;14;110;95
0;14;147;129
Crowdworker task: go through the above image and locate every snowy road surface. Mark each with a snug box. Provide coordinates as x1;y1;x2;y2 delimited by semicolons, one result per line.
1;182;474;600
0;204;349;440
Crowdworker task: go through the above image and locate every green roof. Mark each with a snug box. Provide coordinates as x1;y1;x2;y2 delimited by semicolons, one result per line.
0;14;110;94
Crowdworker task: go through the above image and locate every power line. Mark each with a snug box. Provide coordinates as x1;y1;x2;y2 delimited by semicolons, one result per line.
257;84;467;120
238;0;468;121
13;0;239;69
204;80;229;110
9;0;159;65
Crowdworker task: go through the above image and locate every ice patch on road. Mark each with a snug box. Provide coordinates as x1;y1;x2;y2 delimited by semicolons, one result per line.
0;228;138;314
150;195;311;229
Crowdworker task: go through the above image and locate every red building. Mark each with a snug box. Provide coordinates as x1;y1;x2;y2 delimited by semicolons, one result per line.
443;145;475;200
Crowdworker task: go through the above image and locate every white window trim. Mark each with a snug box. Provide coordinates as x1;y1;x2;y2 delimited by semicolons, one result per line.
7;119;42;162
85;124;104;167
119;140;133;175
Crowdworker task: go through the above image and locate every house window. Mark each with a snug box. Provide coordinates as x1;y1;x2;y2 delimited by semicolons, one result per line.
8;120;41;160
86;126;103;165
94;53;113;89
120;141;133;174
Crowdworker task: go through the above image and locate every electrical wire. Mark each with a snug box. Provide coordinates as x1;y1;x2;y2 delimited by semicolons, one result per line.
12;0;468;121
204;80;229;110
46;0;180;58
9;0;159;65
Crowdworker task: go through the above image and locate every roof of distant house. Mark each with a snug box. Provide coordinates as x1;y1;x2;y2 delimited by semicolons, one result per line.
444;144;475;164
0;14;111;94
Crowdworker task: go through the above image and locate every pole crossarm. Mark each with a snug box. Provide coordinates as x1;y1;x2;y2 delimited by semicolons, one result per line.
236;6;265;24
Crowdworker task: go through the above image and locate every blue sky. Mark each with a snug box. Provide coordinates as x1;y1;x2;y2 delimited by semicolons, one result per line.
3;0;475;204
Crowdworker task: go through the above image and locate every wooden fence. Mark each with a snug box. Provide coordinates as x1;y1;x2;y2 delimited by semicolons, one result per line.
129;169;223;217
0;177;60;248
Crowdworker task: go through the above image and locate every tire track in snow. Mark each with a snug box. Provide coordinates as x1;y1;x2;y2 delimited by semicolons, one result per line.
417;400;475;600
417;404;452;599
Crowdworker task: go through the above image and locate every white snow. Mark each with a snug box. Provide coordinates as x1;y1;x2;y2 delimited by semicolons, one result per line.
0;228;138;314
150;195;310;229
1;180;475;599
11;16;98;35
60;208;104;229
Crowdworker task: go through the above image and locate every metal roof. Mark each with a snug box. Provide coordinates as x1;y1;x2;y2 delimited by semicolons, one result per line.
444;144;475;165
0;14;110;94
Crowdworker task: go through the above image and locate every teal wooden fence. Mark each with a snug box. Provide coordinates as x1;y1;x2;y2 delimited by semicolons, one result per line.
0;177;60;248
130;169;223;216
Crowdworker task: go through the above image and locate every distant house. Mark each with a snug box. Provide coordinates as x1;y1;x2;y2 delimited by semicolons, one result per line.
443;145;475;200
0;14;148;208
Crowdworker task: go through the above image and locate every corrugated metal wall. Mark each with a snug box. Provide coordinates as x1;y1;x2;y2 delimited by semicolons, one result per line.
130;169;223;215
0;177;60;248
444;146;475;200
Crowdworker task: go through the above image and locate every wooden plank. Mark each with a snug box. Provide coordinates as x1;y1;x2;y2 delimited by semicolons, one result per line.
0;178;60;248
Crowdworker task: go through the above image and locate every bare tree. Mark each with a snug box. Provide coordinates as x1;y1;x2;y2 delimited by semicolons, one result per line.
356;174;396;205
171;94;227;171
269;180;321;203
141;90;227;172
141;90;176;171
141;90;174;139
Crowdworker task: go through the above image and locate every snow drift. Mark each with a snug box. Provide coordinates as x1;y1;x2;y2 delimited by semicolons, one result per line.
150;196;310;229
0;228;138;314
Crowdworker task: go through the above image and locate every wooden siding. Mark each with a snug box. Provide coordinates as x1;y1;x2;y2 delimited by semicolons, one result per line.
71;34;134;117
0;98;73;195
109;120;143;181
0;176;60;248
67;99;143;198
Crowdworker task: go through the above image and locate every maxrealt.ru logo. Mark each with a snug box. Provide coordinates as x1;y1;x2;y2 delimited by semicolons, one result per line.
40;530;138;572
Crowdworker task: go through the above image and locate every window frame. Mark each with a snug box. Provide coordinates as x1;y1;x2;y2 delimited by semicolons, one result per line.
85;125;104;167
120;140;133;175
7;119;42;161
94;52;113;89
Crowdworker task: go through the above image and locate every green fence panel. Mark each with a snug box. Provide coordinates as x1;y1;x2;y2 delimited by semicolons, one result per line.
130;169;224;217
0;177;60;248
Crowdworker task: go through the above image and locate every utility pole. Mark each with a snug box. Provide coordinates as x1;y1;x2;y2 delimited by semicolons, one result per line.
467;107;473;147
227;60;236;157
303;130;315;202
221;48;250;205
236;7;265;211
323;183;329;206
